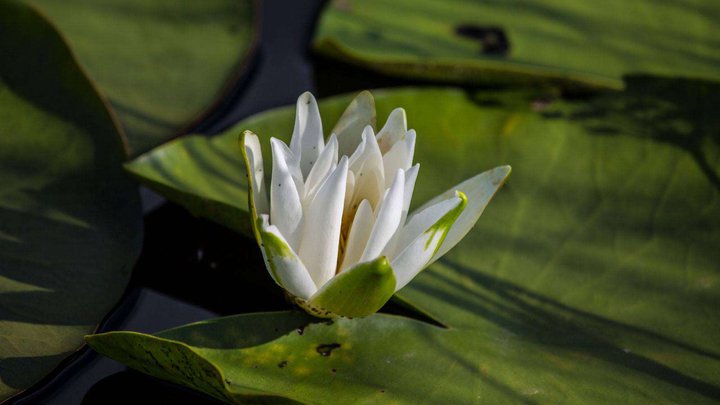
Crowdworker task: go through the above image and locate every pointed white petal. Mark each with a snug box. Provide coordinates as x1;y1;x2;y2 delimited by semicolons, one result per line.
404;130;416;168
271;138;304;195
382;163;419;257
333;90;376;157
348;126;380;172
381;142;406;186
339;199;375;272
270;139;304;248
241;131;268;216
298;157;349;287
376;108;407;153
391;192;467;291
422;166;512;264
257;215;317;299
360;169;405;262
304;134;338;203
381;129;415;185
349;126;385;209
401;163;419;220
392;193;463;259
290;92;324;177
347;128;366;168
339;170;357;247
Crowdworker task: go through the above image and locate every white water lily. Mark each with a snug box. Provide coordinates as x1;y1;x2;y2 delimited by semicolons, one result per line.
241;91;510;318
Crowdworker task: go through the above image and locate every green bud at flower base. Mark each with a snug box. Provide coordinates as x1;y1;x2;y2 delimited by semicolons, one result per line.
241;91;510;318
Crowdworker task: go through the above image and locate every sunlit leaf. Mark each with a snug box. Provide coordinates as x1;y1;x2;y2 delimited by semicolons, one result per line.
89;312;719;404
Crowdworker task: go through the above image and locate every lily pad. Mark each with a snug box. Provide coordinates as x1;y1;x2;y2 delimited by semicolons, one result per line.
313;0;720;89
88;311;719;403
31;0;258;155
0;0;142;400
123;82;720;402
391;78;720;389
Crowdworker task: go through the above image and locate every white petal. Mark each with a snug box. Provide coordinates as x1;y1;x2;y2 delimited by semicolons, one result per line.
376;108;407;153
401;163;419;221
382;129;415;186
390;192;466;291
304;134;338;204
339;199;375;272
347;128;366;168
241;131;268;216
290;92;324;178
339;170;357;245
404;130;416;168
392;193;463;260
360;169;405;262
348;126;385;209
270;138;304;248
382;163;419;257
271;138;304;194
349;126;382;173
298;157;349;287
422;165;512;264
257;215;317;299
333;90;376;157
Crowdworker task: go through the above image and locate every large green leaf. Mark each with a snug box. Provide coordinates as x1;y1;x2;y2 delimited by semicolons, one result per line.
0;0;142;400
30;0;257;155
313;0;720;89
88;311;719;403
393;78;720;387
122;82;720;402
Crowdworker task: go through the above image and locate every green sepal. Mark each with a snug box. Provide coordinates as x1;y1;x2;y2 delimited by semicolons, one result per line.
305;256;396;318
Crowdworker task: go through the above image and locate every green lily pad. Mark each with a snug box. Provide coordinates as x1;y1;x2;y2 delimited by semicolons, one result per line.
0;0;142;400
391;78;720;389
88;311;719;403
123;82;720;402
30;0;257;155
313;0;720;89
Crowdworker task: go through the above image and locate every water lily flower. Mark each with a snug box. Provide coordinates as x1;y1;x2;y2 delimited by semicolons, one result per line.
241;91;510;318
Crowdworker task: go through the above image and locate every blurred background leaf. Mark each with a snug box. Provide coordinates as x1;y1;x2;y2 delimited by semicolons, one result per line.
123;82;720;402
314;0;720;89
30;0;258;156
0;0;142;400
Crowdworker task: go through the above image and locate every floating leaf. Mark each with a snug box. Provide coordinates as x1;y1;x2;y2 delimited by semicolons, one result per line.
31;0;258;155
313;0;720;89
0;0;142;400
89;311;719;403
123;81;720;402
